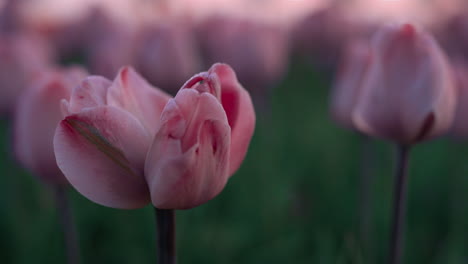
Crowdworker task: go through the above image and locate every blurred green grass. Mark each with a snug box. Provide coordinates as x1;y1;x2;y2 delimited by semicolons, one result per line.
0;61;467;263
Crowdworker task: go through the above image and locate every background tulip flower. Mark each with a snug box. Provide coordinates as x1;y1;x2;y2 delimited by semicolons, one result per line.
292;4;367;72
330;40;372;130
86;7;138;78
135;22;201;94
0;33;53;116
198;16;289;112
14;66;87;184
352;23;456;145
350;23;456;264
54;66;171;209
0;0;23;33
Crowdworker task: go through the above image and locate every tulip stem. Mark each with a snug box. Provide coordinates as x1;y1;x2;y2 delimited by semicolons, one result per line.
54;185;80;264
155;208;176;264
389;145;411;264
358;135;374;260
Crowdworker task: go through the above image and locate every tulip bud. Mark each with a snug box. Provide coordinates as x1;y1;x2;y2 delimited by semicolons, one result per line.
86;7;138;78
352;23;456;144
330;40;372;130
292;5;365;71
184;63;256;176
145;63;255;209
0;33;53;115
54;66;171;209
14;66;88;184
198;16;288;108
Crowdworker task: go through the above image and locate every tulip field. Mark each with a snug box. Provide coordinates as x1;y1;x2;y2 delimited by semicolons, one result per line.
0;60;467;263
2;0;468;264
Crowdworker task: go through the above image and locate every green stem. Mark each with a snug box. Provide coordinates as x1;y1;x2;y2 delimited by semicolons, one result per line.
54;185;80;264
389;145;411;264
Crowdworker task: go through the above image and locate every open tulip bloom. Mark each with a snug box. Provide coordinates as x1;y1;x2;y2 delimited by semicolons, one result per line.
53;63;255;263
348;23;456;264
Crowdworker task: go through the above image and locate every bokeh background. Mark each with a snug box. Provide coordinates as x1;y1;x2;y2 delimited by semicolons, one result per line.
1;0;468;263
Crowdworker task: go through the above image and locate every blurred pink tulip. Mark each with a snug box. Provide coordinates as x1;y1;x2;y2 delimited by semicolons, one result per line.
330;40;372;130
292;5;368;71
145;63;255;209
86;7;138;78
0;0;22;33
198;16;288;110
135;22;201;94
449;63;468;139
54;66;171;209
433;13;468;62
352;23;456;144
14;66;88;184
0;33;53;115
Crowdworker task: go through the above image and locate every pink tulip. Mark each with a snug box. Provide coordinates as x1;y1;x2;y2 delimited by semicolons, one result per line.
146;63;255;209
54;67;171;209
54;63;255;209
292;5;368;71
449;63;468;139
198;16;289;99
14;66;88;184
352;23;456;144
330;40;372;130
0;33;53;115
0;0;22;33
86;7;138;78
433;13;468;62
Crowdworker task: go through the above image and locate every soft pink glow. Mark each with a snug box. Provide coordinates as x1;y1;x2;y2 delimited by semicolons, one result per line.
348;0;467;26
20;0;329;28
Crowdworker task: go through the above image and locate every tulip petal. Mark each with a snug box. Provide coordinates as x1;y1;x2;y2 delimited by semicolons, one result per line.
181;72;221;100
107;66;171;134
210;63;256;175
54;106;151;209
66;76;112;114
145;91;230;209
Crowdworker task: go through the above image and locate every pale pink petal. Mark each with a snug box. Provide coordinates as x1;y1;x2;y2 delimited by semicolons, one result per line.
54;106;151;209
145;91;230;209
181;71;221;100
107;66;172;135
210;63;256;175
66;76;112;114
